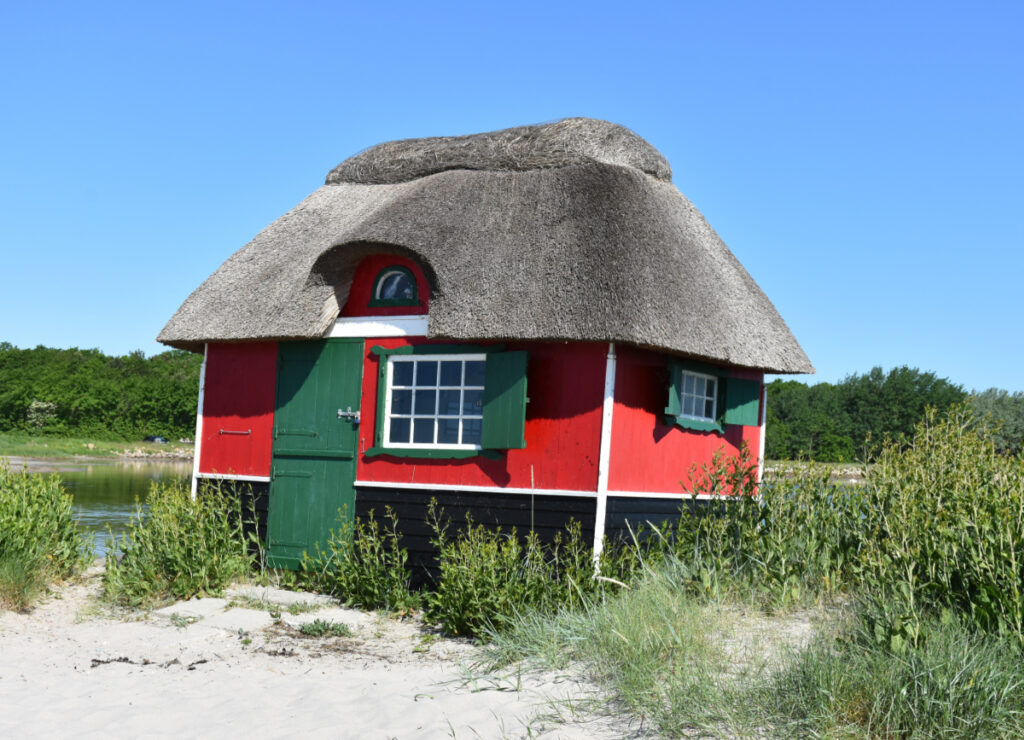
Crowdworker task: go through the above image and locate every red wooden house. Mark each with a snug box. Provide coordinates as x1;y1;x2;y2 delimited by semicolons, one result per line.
159;119;813;568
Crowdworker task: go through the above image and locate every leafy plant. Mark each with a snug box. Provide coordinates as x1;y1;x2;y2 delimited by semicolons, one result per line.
857;406;1024;651
299;618;352;637
301;506;418;613
103;478;252;607
424;503;600;637
0;460;90;609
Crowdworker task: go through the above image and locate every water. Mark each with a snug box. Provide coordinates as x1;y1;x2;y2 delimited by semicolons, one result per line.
56;461;191;557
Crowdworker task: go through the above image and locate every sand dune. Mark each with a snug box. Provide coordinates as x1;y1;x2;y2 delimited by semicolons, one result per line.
0;568;639;739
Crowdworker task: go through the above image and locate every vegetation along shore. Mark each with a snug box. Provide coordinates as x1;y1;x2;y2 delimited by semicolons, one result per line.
3;406;1024;736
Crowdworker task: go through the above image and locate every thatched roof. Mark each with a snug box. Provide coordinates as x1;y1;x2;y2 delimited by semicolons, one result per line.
158;118;813;374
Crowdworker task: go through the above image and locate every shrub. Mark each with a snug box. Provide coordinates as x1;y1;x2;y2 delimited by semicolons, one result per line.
0;460;90;609
858;406;1024;650
301;506;418;613
425;507;598;637
654;445;868;607
103;479;251;607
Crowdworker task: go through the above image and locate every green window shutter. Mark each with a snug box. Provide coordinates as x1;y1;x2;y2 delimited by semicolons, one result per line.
724;377;761;426
481;351;528;449
664;362;682;417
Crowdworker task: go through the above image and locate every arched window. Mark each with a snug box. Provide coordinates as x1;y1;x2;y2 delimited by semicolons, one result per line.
370;266;418;306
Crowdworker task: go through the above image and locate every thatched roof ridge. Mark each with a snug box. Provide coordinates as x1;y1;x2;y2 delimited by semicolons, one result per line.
159;120;813;374
327;118;672;185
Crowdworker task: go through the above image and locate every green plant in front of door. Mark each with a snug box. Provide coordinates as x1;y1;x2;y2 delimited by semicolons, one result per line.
301;506;419;613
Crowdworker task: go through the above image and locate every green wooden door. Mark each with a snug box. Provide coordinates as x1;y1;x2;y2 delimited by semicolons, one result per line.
268;339;363;569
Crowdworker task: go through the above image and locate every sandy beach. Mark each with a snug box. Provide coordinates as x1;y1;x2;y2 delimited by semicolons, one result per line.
0;566;639;739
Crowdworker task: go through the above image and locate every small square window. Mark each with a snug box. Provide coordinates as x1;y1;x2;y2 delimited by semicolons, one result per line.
383;354;487;450
677;370;717;423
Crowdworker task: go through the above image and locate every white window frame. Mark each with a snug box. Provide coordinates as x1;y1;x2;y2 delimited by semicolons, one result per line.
381;353;486;450
678;370;718;423
374;269;416;301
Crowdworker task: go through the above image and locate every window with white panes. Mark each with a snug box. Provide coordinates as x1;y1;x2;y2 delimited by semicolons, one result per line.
678;371;718;422
383;354;485;449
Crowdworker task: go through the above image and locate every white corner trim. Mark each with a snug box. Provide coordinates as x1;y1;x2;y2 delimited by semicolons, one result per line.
196;473;271;483
593;342;617;561
758;384;767;485
353;480;597;498
190;344;208;499
327;315;427;338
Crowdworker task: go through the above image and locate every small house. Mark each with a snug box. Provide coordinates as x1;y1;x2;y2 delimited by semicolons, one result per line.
158;119;813;568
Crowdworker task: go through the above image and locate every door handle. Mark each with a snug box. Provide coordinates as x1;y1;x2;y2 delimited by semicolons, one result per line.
337;406;361;425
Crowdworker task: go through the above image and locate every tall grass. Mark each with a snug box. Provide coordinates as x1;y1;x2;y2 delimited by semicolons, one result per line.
766;608;1024;738
645;444;867;608
485;408;1024;737
857;406;1024;651
0;460;90;610
103;479;252;607
484;554;754;736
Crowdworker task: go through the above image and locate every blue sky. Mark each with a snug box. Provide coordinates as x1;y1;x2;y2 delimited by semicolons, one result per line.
2;1;1021;392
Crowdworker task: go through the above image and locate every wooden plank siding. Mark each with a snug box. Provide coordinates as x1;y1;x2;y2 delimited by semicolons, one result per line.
355;487;597;585
607;344;763;494
198;342;278;477
357;339;607;492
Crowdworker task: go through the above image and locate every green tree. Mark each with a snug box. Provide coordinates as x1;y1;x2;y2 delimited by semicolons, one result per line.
971;388;1024;454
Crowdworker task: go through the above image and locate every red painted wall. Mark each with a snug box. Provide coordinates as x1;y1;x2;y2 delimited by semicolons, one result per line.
356;338;606;491
607;345;763;494
198;342;278;477
340;255;430;317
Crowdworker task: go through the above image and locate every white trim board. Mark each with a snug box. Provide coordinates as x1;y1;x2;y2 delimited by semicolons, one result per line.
353;480;597;499
608;490;732;501
196;473;271;483
593;342;616;560
326;315;427;338
354;480;741;502
190;344;207;499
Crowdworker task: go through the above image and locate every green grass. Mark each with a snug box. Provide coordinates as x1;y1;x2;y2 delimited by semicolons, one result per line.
0;460;91;610
481;408;1024;737
0;431;194;459
765;608;1024;738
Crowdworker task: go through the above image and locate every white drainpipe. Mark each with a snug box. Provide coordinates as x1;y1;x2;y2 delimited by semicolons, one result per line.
593;342;617;561
190;343;208;499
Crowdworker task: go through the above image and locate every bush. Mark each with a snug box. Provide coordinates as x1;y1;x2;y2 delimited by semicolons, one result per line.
652;445;867;607
0;460;90;609
425;507;598;637
301;507;418;613
103;479;252;607
858;406;1024;650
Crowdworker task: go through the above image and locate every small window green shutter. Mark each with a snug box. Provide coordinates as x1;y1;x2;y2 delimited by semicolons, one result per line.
664;362;682;417
481;351;528;449
724;377;761;426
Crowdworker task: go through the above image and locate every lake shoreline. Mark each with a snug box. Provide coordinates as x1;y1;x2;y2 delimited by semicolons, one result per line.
4;454;192;474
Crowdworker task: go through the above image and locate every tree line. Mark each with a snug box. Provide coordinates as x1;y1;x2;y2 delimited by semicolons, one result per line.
0;343;202;441
2;344;1021;459
767;366;1024;461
